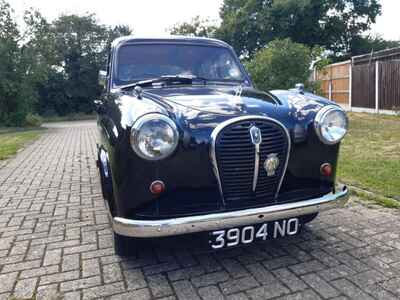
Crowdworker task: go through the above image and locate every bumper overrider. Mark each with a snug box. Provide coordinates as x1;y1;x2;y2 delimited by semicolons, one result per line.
112;185;349;238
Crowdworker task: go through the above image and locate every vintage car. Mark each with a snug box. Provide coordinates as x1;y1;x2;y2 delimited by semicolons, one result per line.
96;36;349;255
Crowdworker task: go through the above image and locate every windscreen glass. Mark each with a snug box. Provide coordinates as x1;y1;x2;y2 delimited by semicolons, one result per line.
115;44;245;85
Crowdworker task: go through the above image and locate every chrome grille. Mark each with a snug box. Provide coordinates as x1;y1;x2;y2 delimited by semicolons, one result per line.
213;118;290;207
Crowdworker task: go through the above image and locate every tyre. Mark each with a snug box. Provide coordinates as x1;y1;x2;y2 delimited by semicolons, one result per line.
300;213;319;224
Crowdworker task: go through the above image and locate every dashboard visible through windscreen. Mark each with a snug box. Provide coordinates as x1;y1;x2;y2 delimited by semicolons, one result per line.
114;44;245;86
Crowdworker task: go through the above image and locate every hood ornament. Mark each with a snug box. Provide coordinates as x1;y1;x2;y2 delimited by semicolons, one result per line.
264;153;280;177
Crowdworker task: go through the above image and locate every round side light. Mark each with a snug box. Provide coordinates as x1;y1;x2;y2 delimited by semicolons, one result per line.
150;180;165;194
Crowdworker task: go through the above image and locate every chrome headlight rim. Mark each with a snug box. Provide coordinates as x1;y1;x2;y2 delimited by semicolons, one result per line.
130;113;179;161
314;105;348;145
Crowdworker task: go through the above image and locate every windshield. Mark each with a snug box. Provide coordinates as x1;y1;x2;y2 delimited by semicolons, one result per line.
114;44;246;86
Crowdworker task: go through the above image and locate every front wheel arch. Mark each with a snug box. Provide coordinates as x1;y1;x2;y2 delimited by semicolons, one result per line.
98;147;116;214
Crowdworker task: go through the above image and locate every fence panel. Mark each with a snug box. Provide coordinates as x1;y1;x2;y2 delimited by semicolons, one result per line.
352;64;376;109
379;61;400;110
315;62;350;104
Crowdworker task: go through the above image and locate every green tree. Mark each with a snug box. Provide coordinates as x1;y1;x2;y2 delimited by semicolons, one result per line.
170;16;217;37
0;0;22;125
0;1;51;125
246;38;318;91
349;35;400;57
37;15;132;116
218;0;382;58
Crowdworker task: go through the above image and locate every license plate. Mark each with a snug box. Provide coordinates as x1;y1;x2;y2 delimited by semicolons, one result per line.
209;218;300;249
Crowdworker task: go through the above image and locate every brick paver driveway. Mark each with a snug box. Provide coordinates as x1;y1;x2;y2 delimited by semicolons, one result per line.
1;121;400;300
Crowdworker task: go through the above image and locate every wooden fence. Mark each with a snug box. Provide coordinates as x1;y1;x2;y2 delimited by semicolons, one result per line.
314;47;400;114
379;61;400;110
315;61;350;104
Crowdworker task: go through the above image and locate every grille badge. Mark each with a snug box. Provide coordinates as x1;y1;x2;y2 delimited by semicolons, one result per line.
249;126;262;145
264;153;280;177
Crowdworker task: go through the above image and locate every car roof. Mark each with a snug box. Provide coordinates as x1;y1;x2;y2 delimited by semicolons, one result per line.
111;35;231;49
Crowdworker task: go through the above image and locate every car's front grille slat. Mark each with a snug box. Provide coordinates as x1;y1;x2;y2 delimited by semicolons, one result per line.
215;118;289;207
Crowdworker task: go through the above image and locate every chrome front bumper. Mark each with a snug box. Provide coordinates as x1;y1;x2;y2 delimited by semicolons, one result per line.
112;186;349;238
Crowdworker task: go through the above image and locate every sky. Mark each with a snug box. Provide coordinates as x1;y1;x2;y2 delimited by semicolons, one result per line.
8;0;400;41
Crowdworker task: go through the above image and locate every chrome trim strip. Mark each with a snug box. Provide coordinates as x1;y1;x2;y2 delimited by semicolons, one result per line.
210;116;291;202
112;186;349;238
252;143;260;192
250;125;262;192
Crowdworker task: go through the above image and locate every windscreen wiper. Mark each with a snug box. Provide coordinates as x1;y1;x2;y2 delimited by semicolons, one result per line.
119;75;209;90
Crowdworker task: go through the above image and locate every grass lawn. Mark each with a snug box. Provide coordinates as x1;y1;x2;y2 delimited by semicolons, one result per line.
338;112;400;200
0;130;42;160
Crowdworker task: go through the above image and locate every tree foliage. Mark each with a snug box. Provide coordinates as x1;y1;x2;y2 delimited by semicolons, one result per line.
218;0;382;58
0;0;132;125
349;34;400;57
246;38;319;91
170;16;218;38
0;1;52;125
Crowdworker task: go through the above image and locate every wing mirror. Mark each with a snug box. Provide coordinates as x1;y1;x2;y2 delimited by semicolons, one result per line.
99;70;108;89
295;83;305;94
94;99;104;114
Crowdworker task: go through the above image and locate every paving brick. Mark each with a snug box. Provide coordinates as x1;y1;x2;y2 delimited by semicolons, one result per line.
221;258;249;278
381;277;400;297
289;260;326;275
349;269;387;287
173;280;201;300
60;276;101;292
246;281;289;300
13;277;38;299
148;274;173;298
143;261;180;276
168;265;205;281
263;256;298;270
103;263;123;283
317;264;356;282
124;269;147;290
246;263;277;285
0;272;18;293
43;248;62;266
332;279;374;300
40;270;80;285
1;259;41;273
20;265;59;279
36;284;60;300
191;271;230;288
82;258;100;277
82;282;125;300
275;289;322;300
219;276;259;295
301;273;340;298
62;253;80;272
226;292;250;300
109;288;152;300
273;268;307;292
192;286;223;300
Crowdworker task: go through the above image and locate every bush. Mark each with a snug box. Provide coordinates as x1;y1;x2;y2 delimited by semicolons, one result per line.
245;39;316;91
24;113;43;127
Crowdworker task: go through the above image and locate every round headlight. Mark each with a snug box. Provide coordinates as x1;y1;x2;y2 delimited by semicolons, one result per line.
130;114;179;160
314;106;348;145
